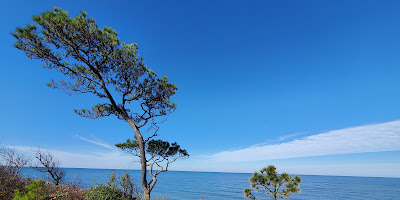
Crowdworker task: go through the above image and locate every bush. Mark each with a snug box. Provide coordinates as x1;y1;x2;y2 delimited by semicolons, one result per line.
13;179;48;200
85;170;139;200
85;184;127;200
11;178;86;200
46;183;86;200
0;168;30;200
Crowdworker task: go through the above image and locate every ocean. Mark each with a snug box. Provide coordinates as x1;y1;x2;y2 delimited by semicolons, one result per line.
21;168;400;200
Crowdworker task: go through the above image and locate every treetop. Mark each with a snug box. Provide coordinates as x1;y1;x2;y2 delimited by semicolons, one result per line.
12;7;178;129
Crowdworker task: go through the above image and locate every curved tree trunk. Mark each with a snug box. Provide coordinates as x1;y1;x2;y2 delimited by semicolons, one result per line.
127;119;151;200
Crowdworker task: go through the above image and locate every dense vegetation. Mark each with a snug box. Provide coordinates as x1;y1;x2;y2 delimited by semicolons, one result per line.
0;146;141;200
1;167;140;200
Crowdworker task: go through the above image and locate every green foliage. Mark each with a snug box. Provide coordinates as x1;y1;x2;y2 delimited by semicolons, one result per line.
116;139;188;158
115;139;139;150
116;138;188;184
85;184;126;200
12;7;177;124
244;165;301;200
147;140;188;157
13;179;48;200
85;171;139;200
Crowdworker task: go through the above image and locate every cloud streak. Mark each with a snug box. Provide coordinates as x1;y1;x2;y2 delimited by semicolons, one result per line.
72;134;114;150
208;120;400;162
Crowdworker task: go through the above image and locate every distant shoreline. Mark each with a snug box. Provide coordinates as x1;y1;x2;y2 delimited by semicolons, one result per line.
22;167;400;179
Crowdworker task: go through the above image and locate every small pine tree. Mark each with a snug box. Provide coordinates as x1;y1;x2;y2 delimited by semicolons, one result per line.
244;165;301;200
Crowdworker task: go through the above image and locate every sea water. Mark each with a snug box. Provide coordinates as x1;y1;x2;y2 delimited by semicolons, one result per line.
21;168;400;200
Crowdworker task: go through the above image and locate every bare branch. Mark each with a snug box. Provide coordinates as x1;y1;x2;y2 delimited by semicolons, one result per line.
0;147;29;178
33;149;65;185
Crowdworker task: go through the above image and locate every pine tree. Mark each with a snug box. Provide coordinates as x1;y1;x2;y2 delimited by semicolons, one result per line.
244;165;301;200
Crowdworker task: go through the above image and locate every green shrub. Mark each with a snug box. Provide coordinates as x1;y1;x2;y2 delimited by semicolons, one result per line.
85;171;138;200
13;179;48;200
85;184;125;200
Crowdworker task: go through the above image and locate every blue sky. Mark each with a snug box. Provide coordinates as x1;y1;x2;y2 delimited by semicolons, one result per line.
1;0;400;177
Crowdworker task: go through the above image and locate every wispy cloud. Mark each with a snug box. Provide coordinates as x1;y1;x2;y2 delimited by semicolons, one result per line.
6;145;137;169
207;120;400;162
276;132;310;142
72;134;114;150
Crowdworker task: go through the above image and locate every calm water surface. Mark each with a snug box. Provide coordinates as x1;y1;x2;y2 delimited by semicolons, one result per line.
21;168;400;200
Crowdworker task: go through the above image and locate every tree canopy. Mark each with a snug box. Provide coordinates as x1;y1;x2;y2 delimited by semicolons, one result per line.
244;165;301;200
116;138;188;189
12;8;177;127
